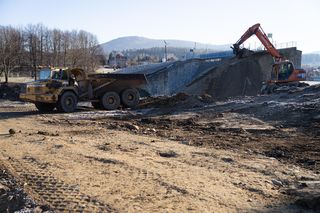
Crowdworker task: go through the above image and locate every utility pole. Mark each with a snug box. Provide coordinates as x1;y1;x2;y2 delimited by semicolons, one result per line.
163;40;167;62
193;42;197;58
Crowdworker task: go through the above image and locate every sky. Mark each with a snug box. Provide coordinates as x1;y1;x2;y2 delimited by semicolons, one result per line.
0;0;319;53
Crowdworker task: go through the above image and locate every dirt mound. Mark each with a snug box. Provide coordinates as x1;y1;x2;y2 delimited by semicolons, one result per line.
0;83;22;101
138;92;211;110
185;52;272;99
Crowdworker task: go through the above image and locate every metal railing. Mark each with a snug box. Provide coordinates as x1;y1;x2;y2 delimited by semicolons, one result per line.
245;41;297;51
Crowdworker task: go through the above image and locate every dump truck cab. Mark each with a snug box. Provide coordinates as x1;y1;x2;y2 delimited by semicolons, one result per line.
20;68;147;113
20;68;81;112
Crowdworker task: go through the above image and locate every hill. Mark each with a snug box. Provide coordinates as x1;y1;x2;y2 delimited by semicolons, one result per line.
101;36;231;52
302;53;320;67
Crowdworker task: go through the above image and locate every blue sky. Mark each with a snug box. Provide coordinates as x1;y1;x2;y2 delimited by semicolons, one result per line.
1;0;319;53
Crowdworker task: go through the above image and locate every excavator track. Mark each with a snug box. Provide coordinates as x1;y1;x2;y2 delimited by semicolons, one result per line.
260;82;309;94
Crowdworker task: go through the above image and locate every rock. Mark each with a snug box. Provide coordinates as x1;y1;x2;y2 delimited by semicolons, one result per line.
54;144;63;149
9;129;15;135
271;179;283;187
125;123;139;131
221;157;234;163
37;130;59;136
158;150;178;158
180;140;190;145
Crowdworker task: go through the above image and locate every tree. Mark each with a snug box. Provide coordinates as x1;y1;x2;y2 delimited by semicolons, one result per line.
0;24;104;82
0;26;23;82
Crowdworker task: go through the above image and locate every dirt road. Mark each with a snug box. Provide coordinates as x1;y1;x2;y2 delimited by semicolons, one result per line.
0;99;319;212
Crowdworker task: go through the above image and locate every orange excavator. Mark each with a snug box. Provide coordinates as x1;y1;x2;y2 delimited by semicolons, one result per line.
232;23;307;93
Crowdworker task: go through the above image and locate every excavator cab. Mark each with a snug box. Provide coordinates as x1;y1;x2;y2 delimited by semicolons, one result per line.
271;62;294;81
270;61;306;83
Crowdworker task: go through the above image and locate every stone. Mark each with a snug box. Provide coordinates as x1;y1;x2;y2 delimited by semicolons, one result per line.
271;179;283;187
9;129;15;135
125;123;139;131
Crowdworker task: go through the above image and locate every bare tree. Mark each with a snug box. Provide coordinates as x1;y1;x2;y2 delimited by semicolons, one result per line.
0;26;23;82
0;24;104;82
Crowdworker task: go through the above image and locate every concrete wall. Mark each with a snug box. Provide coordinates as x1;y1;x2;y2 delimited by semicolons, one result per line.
279;47;302;68
142;59;222;96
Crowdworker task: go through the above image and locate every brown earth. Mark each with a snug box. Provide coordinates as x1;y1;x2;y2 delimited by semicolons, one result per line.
0;84;319;212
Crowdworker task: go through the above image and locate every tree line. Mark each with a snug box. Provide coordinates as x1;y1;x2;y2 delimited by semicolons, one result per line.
0;24;104;82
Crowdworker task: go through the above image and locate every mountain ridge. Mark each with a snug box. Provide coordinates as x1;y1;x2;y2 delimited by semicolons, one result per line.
100;36;231;52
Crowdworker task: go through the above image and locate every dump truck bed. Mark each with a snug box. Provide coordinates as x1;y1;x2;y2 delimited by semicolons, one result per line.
88;73;147;83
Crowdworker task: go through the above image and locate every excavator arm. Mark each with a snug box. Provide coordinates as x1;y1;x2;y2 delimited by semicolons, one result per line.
232;23;282;61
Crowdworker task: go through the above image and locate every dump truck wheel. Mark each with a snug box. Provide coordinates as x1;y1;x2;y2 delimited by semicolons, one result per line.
35;102;55;112
101;92;120;110
121;88;140;108
57;91;77;113
91;101;102;109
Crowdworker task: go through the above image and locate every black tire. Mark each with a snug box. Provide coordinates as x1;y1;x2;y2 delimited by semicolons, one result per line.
121;88;140;108
91;101;102;109
57;91;77;113
101;91;120;110
35;102;55;112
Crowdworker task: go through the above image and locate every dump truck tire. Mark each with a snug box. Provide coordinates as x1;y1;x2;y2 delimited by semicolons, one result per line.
121;88;140;108
101;91;120;110
57;91;77;113
91;101;102;109
35;102;55;112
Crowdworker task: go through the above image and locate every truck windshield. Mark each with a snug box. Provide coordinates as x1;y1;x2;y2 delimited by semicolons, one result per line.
39;70;51;80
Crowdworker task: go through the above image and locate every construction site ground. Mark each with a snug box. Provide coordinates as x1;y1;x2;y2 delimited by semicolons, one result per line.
0;86;320;212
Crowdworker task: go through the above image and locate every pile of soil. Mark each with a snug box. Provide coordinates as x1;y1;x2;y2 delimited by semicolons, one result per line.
185;52;273;99
138;92;212;110
0;83;22;101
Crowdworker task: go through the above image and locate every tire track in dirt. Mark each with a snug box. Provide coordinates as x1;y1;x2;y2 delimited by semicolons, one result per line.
83;154;189;196
2;155;116;212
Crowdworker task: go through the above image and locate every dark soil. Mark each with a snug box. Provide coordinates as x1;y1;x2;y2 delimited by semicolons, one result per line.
0;164;51;212
0;83;22;101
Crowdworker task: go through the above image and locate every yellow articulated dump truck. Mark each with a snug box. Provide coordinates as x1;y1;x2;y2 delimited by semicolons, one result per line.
20;68;147;113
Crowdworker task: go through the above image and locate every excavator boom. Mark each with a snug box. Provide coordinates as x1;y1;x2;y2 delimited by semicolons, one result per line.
232;23;307;93
232;23;282;60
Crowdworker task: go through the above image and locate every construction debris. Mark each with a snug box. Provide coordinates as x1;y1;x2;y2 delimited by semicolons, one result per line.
0;41;318;212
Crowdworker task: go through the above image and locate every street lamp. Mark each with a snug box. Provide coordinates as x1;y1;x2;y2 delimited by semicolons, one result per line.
163;40;167;62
